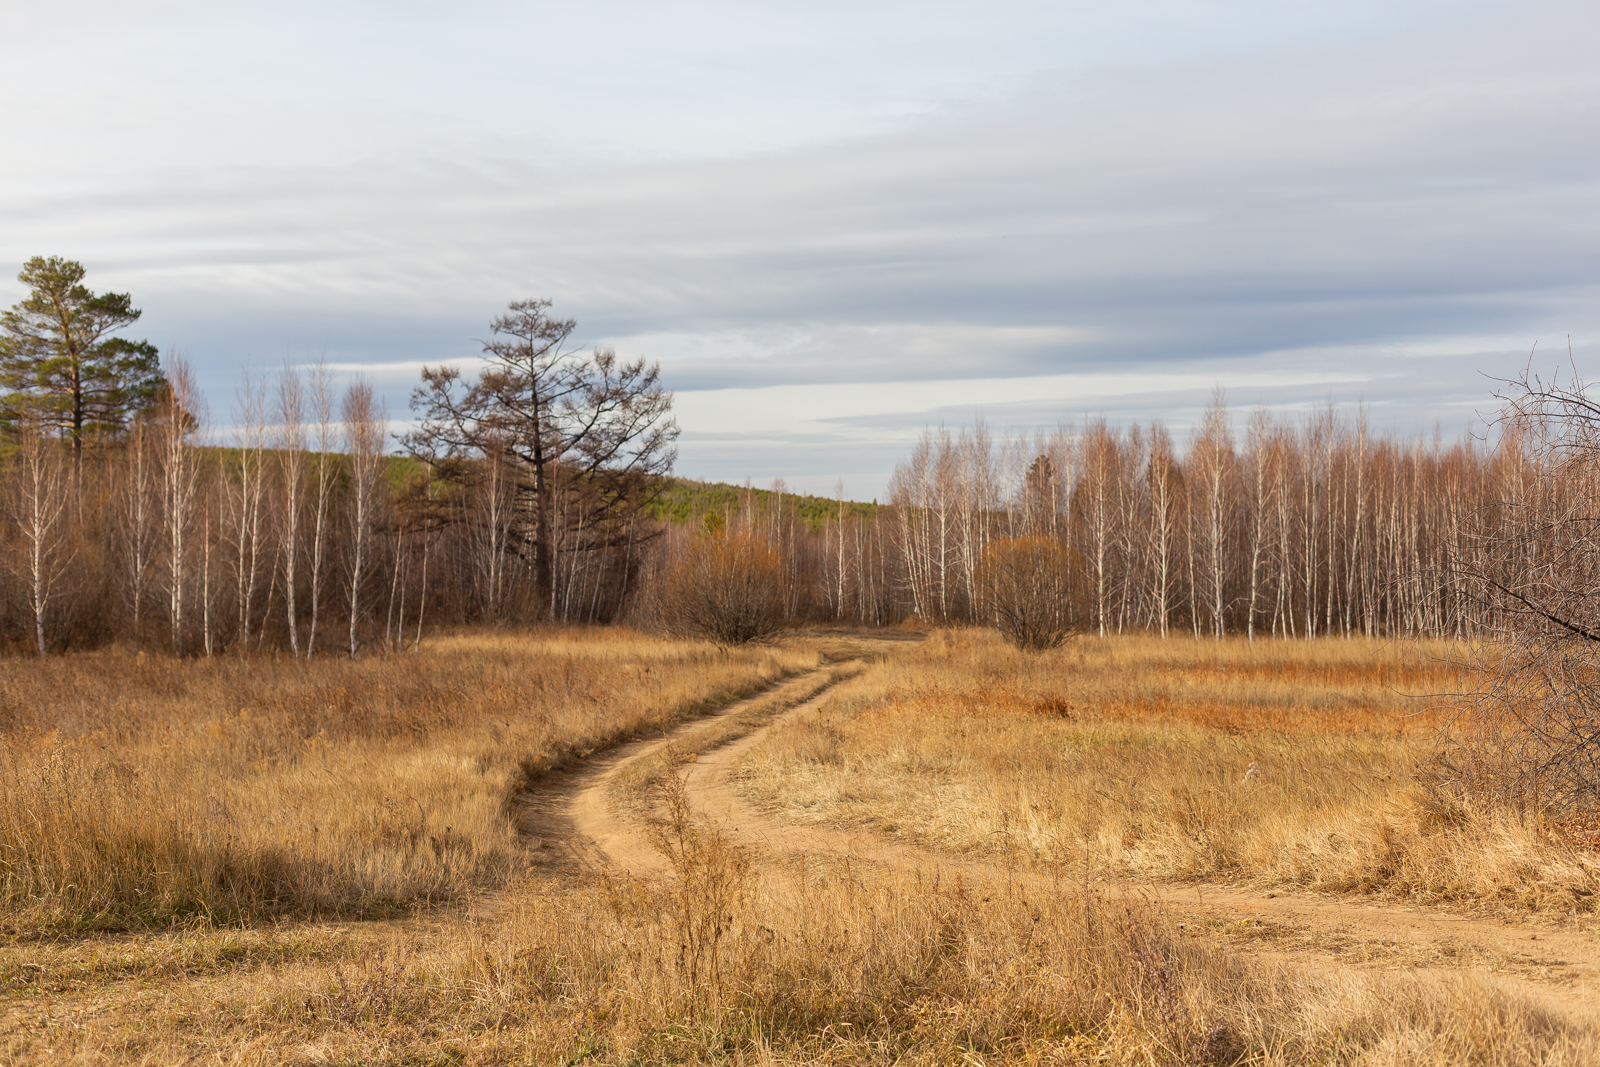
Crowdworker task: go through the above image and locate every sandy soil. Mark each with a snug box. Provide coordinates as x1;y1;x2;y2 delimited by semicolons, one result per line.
546;670;1600;1022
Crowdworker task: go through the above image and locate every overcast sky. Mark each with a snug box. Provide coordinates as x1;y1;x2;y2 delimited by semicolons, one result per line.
2;0;1596;496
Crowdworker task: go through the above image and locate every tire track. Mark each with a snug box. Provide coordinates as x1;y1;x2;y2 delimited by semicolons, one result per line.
564;671;1600;1020
516;668;833;875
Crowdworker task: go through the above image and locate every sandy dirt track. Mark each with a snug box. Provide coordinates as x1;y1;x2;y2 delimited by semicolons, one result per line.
528;663;1600;1022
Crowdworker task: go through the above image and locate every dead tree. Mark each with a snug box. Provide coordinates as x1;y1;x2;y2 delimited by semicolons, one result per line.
404;299;677;619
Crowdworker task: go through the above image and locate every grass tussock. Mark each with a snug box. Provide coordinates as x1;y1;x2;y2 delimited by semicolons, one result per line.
740;629;1600;911
0;628;815;931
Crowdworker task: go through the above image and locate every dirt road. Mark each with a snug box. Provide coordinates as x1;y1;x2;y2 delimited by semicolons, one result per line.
536;664;1600;1020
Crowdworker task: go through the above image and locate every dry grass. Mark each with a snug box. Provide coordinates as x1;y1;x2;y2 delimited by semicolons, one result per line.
609;663;862;816
0;628;815;930
5;783;1597;1065
740;629;1600;912
3;626;1598;1064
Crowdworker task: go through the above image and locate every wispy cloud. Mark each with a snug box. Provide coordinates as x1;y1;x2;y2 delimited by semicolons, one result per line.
0;1;1594;495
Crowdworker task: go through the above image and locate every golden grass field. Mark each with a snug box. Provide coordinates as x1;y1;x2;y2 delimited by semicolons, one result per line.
0;630;815;931
2;627;1599;1065
740;631;1600;912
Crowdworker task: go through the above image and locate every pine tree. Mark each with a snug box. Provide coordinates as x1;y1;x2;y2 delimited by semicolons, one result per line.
0;257;163;468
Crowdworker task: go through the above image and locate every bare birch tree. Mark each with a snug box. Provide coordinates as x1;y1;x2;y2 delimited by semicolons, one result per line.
231;372;270;649
1145;425;1181;637
305;362;335;658
1072;420;1122;636
342;380;384;656
1243;410;1275;640
1189;391;1233;639
200;483;219;656
119;416;158;643
5;418;73;654
159;359;202;654
277;367;307;656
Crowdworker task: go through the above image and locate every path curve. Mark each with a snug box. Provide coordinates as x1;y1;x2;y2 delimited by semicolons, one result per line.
519;669;834;876
562;674;1600;1019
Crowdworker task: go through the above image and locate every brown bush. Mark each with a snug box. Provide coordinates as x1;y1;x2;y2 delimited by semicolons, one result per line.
1453;368;1600;819
653;521;789;645
977;536;1083;651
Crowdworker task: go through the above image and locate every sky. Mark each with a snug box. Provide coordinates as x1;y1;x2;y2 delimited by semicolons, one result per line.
2;0;1597;497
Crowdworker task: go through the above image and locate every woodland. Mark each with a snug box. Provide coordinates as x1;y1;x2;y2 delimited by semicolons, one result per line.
0;257;1575;658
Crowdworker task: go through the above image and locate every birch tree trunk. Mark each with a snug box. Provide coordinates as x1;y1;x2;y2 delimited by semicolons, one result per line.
278;367;306;657
122;419;156;645
7;421;72;655
232;371;270;651
306;362;335;659
343;380;384;656
161;360;203;655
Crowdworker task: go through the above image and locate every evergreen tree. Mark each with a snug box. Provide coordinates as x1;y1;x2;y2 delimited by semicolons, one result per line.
0;257;164;466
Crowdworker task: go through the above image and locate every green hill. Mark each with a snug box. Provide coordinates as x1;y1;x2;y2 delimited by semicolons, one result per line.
192;449;885;533
645;477;885;532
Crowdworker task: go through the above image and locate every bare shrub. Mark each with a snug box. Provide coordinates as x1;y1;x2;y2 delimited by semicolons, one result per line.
653;519;788;645
1439;639;1600;825
1450;365;1600;820
977;535;1083;651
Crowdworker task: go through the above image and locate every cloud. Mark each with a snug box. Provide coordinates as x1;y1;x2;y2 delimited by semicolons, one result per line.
0;1;1595;491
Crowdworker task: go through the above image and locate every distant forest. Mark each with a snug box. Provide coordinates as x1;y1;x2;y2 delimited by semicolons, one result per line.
0;257;1560;653
0;382;1524;653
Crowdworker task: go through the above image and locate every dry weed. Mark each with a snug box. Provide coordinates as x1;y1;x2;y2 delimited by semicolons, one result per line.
3;626;1597;1065
7;860;1596;1065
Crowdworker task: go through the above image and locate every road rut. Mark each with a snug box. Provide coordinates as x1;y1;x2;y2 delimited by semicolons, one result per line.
546;669;1600;1020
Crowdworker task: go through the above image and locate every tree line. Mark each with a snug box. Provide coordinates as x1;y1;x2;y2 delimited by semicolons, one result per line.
0;261;678;655
697;395;1517;643
0;255;1571;654
636;408;1524;648
855;396;1494;639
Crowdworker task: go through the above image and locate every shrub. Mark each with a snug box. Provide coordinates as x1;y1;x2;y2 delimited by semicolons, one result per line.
1450;368;1600;819
977;536;1083;651
654;520;788;645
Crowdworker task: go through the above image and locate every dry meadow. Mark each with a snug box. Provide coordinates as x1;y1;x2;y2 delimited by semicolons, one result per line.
2;627;1598;1065
0;629;815;931
740;630;1600;912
